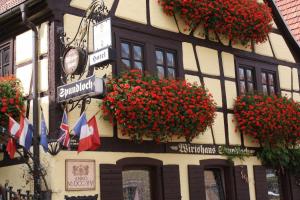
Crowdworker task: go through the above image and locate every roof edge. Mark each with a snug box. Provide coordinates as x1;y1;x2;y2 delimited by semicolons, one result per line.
268;0;300;63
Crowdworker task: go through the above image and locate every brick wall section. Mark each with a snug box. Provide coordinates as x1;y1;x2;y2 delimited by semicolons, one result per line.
276;0;300;42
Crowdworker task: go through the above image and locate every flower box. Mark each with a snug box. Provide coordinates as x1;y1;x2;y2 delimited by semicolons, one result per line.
159;0;273;44
102;70;216;143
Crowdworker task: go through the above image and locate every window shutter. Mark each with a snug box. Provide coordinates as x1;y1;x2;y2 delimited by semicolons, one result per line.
234;165;250;200
100;164;123;200
188;165;205;200
290;174;300;199
253;166;267;200
163;165;181;200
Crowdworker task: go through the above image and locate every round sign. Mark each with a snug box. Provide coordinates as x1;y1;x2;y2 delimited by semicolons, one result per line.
63;48;87;75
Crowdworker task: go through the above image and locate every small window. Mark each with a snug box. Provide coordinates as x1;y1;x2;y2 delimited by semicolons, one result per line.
0;42;12;77
122;169;152;200
266;169;281;200
204;169;226;200
261;71;276;95
120;41;144;71
238;66;255;94
155;49;176;79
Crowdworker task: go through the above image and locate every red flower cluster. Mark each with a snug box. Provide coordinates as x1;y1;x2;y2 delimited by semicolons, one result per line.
102;70;216;143
234;95;300;146
158;0;272;44
0;76;25;128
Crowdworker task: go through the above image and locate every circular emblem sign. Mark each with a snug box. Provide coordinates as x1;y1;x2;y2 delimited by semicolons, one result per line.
63;48;87;75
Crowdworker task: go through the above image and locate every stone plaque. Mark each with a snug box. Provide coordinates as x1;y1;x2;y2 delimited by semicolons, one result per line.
65;159;96;191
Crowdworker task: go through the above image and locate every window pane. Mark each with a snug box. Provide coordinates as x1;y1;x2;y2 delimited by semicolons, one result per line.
262;73;267;84
134;61;143;71
268;74;274;86
168;68;175;79
121;59;131;70
239;68;245;80
204;169;225;200
248;83;254;93
166;52;175;67
133;45;143;61
157;66;165;79
2;48;9;65
266;169;281;200
240;81;246;94
156;50;164;65
2;65;9;76
263;85;268;95
269;86;275;95
246;69;253;81
122;170;152;200
121;43;130;58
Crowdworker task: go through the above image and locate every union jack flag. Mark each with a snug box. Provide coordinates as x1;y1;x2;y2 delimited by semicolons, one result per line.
57;110;70;148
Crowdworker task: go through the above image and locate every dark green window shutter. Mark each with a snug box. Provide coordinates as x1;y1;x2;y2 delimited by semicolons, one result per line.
234;165;250;200
163;165;181;200
253;166;267;200
188;165;205;200
290;174;300;199
100;164;123;200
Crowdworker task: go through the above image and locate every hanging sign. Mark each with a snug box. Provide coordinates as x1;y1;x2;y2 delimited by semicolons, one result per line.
166;143;256;155
57;75;104;103
89;47;115;67
93;18;112;51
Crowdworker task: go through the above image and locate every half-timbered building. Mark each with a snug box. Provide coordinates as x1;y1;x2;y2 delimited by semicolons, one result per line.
0;0;300;199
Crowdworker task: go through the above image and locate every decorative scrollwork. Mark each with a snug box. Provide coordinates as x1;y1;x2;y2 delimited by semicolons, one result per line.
59;0;109;83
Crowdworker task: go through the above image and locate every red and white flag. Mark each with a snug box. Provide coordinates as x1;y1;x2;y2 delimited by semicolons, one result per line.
8;116;20;137
77;115;100;153
6;116;20;159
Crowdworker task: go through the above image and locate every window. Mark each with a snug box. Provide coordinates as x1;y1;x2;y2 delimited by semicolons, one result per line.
204;169;226;200
155;49;176;79
236;58;278;95
120;41;144;71
261;71;276;95
238;66;255;94
266;169;281;200
122;169;152;200
0;41;13;76
115;28;183;78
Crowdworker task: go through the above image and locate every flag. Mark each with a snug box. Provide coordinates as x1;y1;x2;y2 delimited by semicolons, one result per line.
88;116;100;150
77;115;101;152
8;116;20;137
6;115;20;159
58;110;70;148
73;113;89;153
6;138;16;159
18;117;33;151
40;111;48;152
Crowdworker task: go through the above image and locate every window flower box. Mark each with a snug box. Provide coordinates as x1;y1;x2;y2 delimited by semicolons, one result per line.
101;70;216;143
159;0;273;44
0;76;25;129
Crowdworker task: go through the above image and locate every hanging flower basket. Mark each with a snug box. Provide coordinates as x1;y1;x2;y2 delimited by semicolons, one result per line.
234;94;300;172
158;0;273;44
0;76;25;129
101;70;216;143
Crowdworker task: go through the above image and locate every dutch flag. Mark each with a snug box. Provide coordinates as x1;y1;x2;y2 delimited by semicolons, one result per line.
18;115;33;151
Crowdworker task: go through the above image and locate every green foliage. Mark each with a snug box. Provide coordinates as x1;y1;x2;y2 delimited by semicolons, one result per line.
219;146;252;162
257;147;300;174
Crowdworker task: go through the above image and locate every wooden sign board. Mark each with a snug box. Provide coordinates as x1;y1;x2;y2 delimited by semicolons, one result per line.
65;159;96;191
